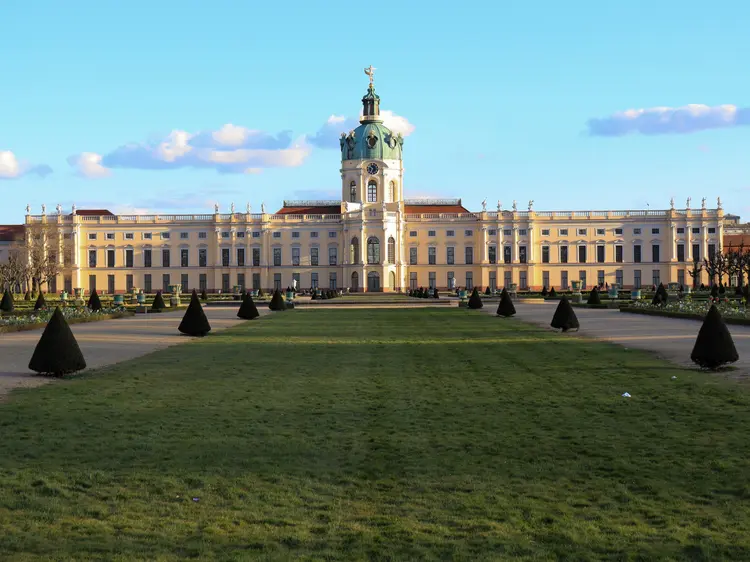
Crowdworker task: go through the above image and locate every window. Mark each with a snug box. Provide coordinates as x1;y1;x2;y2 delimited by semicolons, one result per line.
428;230;436;237
428;272;436;290
409;231;417;237
466;272;473;290
222;248;230;267
199;248;207;267
350;181;356;202
367;180;377;202
518;229;526;236
292;247;300;266
253;231;261;238
542;246;550;263
107;249;115;268
106;233;115;240
311;272;319;289
329;231;337;238
615;245;623;263
125;249;134;268
560;246;568;264
559;229;568;236
542;271;550;289
221;231;230;239
144;274;152;293
503;229;512;236
292;232;300;239
273;273;281;291
144;249;152;268
465;246;473;265
652;228;660;235
596;228;605;236
222;274;230;292
633;228;642;235
181;249;189;267
596;245;605;263
615;270;623;287
181;273;189;292
692;243;700;260
252;248;260;266
310;247;318;266
577;228;586;236
447;271;455;289
199;231;207;239
108;274;115;294
273;248;281;266
252;273;260;290
488;229;496;236
446;230;455;237
519;246;527;264
237;248;245;267
273;232;281;238
504;246;512;264
465;230;473;236
598;270;605;286
677;244;685;262
329;247;337;266
708;244;716;260
180;232;189;239
488;246;496;264
634;269;642;289
367;237;381;264
143;232;152;240
634;245;642;263
409;272;418;290
652;269;660;286
237;231;245;238
310;232;319;238
292;272;300;290
447;247;455;265
389;181;396;201
615;228;623;235
161;232;170;240
519;271;528;290
428;247;436;265
561;270;568;289
329;272;337;290
578;246;586;263
88;249;97;267
351;237;360;263
409;247;417;265
652;245;660;263
387;237;395;264
162;274;170;294
692;227;700;234
237;273;245;290
88;233;97;240
541;229;550;236
162;249;170;267
708;227;716;234
580;270;587;290
677;227;685;234
125;232;134;240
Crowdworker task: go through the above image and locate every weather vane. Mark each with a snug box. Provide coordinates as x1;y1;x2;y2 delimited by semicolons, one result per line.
364;65;376;86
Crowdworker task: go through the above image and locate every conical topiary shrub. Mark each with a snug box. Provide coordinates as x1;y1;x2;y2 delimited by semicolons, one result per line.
422;288;429;299
652;283;668;306
541;286;548;297
28;307;86;376
710;284;719;298
587;287;601;305
269;289;286;311
433;288;439;298
200;288;208;301
178;290;211;337
152;291;166;311
496;287;516;317
87;290;102;311
551;295;579;332
690;305;739;370
484;286;491;296
467;287;483;309
549;287;557;298
0;290;14;312
34;291;46;311
237;292;260;320
24;290;31;301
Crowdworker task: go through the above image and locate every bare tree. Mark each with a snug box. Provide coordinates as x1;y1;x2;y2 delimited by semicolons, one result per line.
0;252;28;292
24;222;69;293
688;258;704;289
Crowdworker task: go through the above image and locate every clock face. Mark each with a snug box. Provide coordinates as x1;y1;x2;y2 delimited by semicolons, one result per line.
367;163;379;175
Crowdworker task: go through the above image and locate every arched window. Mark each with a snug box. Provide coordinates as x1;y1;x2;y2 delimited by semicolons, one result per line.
350;237;360;264
349;181;356;203
387;236;395;264
367;180;377;203
389;181;396;202
351;272;359;291
367;236;380;264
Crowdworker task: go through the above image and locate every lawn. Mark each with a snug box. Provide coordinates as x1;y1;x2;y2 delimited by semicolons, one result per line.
1;309;749;560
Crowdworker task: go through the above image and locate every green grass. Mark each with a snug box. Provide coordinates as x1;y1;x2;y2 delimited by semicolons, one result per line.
1;309;750;560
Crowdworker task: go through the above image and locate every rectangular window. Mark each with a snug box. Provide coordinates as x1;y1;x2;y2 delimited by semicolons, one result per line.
503;229;512;236
329;272;337;290
634;245;642;263
199;273;207;291
615;228;623;235
691;227;700;234
519;246;527;264
252;231;261;238
677;227;685;234
465;246;473;265
447;271;455;289
88;233;97;240
329;246;337;266
652;269;660;286
162;249;170;267
222;273;230;292
292;231;300;239
578;246;586;263
162;273;170;294
181;249;189;267
329;231;337;238
542;246;550;263
222;248;230;267
144;274;152;293
126;274;133;292
598;269;605;286
465;272;473;290
579;270;587;290
310;231;318;238
615;245;623;263
504;271;512;289
596;228;605;236
489;272;496;291
488;246;496;264
292;247;300;266
221;232;230;239
106;233;115;240
252;273;260;290
542;271;549;289
311;272;318;289
144;249;152;268
310;247;319;266
596;245;605;263
503;246;512;264
677;244;685;262
446;230;455;237
273;248;281;266
560;246;568;264
428;230;436;237
180;232;189;239
198;232;207;239
708;227;716;234
633;228;642;235
615;269;623;287
125;232;134;240
253;248;260;267
107;249;115;268
488;229;496;236
447;247;455;265
292;272;300;289
708;244;716;260
692;243;700;261
161;232;170;240
577;228;587;236
465;230;473;236
409;247;417;265
518;229;527;236
561;270;568;289
634;269;642;289
677;270;685;287
125;249;134;268
652;228;660;235
652;245;660;263
559;229;568;236
237;248;245;267
143;233;152;240
273;232;281;239
428;272;436;290
181;273;189;292
409;231;417;237
237;231;245;239
237;273;245;290
428;247;436;265
409;272;418;290
199;248;207;267
273;273;281;291
519;271;528;290
108;274;115;294
541;229;550;236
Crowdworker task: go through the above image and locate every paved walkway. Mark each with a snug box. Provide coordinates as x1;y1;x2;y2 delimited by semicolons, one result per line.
0;306;271;399
488;302;750;376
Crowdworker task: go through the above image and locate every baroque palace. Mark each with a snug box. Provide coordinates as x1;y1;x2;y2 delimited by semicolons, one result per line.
0;69;733;294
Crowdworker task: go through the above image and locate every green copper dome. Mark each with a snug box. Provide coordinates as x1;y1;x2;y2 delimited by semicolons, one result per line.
340;83;404;161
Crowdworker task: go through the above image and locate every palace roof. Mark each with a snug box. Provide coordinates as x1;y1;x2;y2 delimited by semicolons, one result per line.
0;225;24;241
76;209;115;216
275;204;341;215
403;199;469;214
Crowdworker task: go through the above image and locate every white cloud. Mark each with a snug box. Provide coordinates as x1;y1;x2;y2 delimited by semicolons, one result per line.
0;150;52;179
307;110;415;148
587;103;750;136
67;152;112;178
380;110;415;137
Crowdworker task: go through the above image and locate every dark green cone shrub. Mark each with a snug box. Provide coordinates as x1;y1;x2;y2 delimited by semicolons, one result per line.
541;286;548;297
152;291;166;311
200;288;208;301
269;289;286;311
467;287;483;309
652;283;668;306
0;290;14;312
87;290;102;311
710;284;719;298
551;295;579;332
496;288;516;317
549;287;557;298
690;305;739;370
28;307;86;376
484;286;491;296
237;292;260;320
433;288;439;298
587;287;601;305
178;290;211;336
34;292;46;311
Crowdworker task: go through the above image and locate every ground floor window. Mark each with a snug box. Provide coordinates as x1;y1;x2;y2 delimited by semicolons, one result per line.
351;272;359;291
489;272;496;291
410;272;417;290
49;276;57;294
504;271;512;289
252;273;261;290
466;272;473;290
199;273;207;291
634;269;642;289
652;269;660;287
237;273;245;291
677;270;685;287
329;272;337;290
542;270;549;289
162;274;170;294
597;270;605;286
64;276;72;294
615;269;623;287
273;273;282;291
311;272;318;289
222;273;230;292
519;271;527;290
292;272;300;290
108;274;115;295
126;274;134;292
428;272;436;290
579;270;586;290
89;275;97;294
144;274;152;293
447;271;455;289
561;270;568;289
181;273;189;293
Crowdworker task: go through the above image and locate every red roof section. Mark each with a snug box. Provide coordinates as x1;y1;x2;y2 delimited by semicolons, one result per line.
724;234;750;249
404;204;470;214
275;205;341;215
0;225;24;242
77;209;115;216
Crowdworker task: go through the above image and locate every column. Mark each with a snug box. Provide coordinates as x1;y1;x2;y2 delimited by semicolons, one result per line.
480;227;488;263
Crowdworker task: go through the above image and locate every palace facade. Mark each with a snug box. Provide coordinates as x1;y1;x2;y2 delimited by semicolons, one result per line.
1;74;730;294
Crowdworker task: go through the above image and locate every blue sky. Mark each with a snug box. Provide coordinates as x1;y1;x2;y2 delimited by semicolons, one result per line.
1;0;749;222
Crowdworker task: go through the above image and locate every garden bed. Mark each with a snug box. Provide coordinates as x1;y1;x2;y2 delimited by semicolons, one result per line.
619;305;750;326
0;309;134;334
